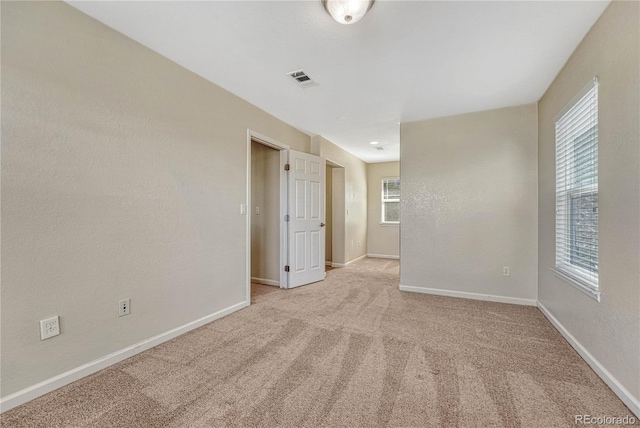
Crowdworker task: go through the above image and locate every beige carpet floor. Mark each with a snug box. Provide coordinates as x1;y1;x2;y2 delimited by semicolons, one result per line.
2;258;636;427
250;283;282;303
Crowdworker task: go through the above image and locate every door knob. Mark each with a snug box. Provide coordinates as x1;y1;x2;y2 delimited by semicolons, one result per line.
320;223;326;227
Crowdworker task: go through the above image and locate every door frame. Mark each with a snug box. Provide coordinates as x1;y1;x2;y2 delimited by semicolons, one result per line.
325;159;346;267
246;130;289;304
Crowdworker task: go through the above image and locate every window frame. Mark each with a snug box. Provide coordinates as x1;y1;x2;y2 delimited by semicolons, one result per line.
381;177;400;225
552;77;600;302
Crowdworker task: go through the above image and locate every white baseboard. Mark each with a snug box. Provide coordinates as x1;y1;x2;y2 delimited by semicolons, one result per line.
367;254;399;260
325;261;332;266
398;285;537;306
251;277;280;287
331;254;368;268
0;300;249;413
537;302;640;418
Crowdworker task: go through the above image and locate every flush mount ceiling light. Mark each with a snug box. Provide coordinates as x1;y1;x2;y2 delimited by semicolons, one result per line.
370;141;380;145
322;0;374;25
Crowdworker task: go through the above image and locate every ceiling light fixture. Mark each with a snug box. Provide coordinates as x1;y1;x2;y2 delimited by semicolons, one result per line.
322;0;374;25
370;141;380;145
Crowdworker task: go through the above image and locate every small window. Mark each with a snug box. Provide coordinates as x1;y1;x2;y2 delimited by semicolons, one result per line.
554;77;599;299
381;177;400;224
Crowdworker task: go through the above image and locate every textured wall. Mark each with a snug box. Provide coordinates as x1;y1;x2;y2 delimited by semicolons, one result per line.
538;0;640;401
367;162;400;258
1;1;309;397
400;104;538;301
251;142;281;283
314;137;368;264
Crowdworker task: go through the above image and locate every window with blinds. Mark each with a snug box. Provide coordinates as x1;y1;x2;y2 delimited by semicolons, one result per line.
381;177;400;223
555;77;599;297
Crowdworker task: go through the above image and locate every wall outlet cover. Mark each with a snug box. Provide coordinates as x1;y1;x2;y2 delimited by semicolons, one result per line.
40;316;60;340
119;298;131;317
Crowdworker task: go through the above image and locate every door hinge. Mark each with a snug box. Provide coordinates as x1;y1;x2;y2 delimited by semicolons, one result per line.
284;265;290;272
284;214;290;221
284;163;290;171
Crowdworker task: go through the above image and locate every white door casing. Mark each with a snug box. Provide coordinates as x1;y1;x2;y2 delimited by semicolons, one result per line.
287;150;325;288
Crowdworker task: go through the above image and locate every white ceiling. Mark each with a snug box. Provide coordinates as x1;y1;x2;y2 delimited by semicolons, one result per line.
68;0;609;163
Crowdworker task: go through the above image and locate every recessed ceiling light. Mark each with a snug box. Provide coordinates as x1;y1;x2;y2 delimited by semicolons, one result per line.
370;141;380;145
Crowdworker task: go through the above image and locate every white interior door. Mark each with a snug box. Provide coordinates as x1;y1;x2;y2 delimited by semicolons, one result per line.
287;150;325;288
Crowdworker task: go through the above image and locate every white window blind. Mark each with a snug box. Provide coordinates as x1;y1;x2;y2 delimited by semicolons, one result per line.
381;177;400;223
555;77;599;297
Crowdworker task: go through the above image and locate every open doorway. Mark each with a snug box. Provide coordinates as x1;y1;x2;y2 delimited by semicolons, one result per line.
250;141;280;291
246;131;289;304
246;131;339;302
325;164;333;271
325;159;346;268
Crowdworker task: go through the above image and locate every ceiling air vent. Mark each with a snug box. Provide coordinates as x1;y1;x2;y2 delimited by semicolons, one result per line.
287;70;318;88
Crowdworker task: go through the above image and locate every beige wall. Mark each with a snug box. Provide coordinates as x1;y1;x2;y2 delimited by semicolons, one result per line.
1;1;309;397
251;142;280;284
400;104;538;302
312;136;368;264
538;1;640;402
367;162;400;258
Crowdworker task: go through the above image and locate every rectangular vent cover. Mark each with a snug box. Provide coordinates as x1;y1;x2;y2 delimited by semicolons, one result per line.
287;70;318;88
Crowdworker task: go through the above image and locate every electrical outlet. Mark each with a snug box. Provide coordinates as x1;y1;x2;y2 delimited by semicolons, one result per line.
119;299;131;317
40;316;60;340
255;206;260;215
502;266;511;277
240;204;247;215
